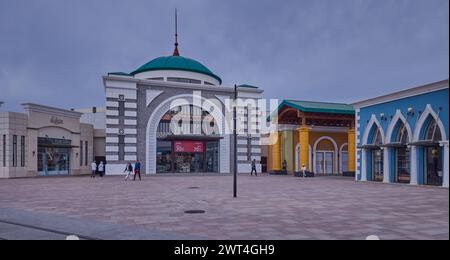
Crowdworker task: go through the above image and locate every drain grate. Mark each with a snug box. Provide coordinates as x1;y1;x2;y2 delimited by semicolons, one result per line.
184;210;206;214
188;187;200;189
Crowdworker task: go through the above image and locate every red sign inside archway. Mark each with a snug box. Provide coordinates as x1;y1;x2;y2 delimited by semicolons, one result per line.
173;141;205;153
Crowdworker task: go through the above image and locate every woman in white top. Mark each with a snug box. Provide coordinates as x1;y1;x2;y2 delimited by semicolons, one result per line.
301;164;307;178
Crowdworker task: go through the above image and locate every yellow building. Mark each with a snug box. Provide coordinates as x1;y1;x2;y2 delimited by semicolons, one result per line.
268;100;356;176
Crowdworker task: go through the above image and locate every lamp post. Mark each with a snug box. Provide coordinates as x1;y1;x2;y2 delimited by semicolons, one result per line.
233;85;238;198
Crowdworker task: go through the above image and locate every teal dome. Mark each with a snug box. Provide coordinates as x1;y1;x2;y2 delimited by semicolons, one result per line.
131;56;222;84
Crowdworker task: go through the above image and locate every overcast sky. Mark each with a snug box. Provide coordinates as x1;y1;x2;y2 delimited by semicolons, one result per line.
0;0;448;112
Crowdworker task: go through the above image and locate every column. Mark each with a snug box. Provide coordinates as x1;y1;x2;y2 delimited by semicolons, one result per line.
282;130;294;173
410;145;418;185
441;142;449;188
347;128;356;173
271;132;281;171
383;147;391;183
361;148;368;181
298;127;310;171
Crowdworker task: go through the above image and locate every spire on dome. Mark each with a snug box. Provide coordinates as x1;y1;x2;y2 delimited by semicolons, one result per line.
173;8;180;56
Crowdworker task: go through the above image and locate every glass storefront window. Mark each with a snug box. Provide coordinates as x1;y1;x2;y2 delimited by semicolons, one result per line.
425;146;443;186
206;142;219;173
156;141;172;173
156;140;220;173
372;149;384;182
395;124;410;183
38;147;70;176
174;153;205;173
315;151;334;174
396;147;410;183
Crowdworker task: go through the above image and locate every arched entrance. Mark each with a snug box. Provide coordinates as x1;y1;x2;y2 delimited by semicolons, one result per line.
146;94;230;174
156;105;220;173
313;137;338;175
385;110;414;184
361;115;385;182
413;105;447;186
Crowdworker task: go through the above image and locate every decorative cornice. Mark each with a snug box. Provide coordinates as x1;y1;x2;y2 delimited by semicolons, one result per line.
21;103;82;119
353;79;449;109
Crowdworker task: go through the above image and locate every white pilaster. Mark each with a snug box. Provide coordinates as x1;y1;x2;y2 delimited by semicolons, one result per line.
410;145;418;185
440;141;449;188
361;148;368;181
383;147;391;183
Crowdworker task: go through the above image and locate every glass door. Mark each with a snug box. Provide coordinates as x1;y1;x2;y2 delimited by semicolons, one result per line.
325;152;334;174
372;149;384;182
315;152;334;175
425;146;443;186
206;142;219;173
315;152;324;174
396;147;410;183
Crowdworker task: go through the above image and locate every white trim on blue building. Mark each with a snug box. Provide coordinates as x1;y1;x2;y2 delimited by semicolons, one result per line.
353;80;449;188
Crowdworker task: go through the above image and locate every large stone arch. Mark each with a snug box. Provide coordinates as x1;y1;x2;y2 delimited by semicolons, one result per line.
145;94;230;174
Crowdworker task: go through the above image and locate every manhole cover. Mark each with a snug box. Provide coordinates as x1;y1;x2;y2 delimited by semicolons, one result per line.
188;187;200;189
184;210;206;214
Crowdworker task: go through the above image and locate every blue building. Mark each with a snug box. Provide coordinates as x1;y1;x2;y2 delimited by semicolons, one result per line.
354;80;449;188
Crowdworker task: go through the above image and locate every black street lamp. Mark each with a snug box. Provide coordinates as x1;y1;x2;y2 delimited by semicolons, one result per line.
233;85;238;198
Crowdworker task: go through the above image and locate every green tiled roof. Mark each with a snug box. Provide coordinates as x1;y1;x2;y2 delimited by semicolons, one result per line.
279;100;355;115
130;56;222;84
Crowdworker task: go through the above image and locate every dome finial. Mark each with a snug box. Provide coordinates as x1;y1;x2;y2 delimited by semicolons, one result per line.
173;8;180;56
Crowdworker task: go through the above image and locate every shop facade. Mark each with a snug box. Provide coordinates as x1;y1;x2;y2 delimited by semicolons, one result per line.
268;100;356;176
0;103;102;178
354;80;449;187
103;41;264;175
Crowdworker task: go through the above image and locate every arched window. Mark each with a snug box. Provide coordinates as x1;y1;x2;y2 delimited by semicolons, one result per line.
424;118;442;142
395;123;409;144
371;128;383;145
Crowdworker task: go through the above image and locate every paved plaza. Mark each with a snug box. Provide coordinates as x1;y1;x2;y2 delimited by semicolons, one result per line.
0;174;448;240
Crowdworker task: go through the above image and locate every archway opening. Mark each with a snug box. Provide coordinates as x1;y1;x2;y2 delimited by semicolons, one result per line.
393;121;411;184
156;105;220;174
369;127;384;182
315;139;335;175
420;117;444;186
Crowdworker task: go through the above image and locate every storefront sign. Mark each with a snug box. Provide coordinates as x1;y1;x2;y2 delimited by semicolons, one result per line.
174;141;204;153
50;116;64;125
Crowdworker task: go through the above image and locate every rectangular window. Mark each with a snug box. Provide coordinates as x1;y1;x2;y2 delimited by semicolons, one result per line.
80;141;83;166
13;135;17;167
2;135;5;167
85;141;88;166
20;136;25;167
118;136;125;161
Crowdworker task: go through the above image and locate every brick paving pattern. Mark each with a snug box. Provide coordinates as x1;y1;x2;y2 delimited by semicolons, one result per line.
0;175;448;240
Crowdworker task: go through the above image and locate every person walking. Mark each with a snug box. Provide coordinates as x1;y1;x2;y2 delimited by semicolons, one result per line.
301;164;307;178
90;161;97;178
251;159;258;176
98;161;105;177
124;163;133;181
282;160;287;174
134;161;141;181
